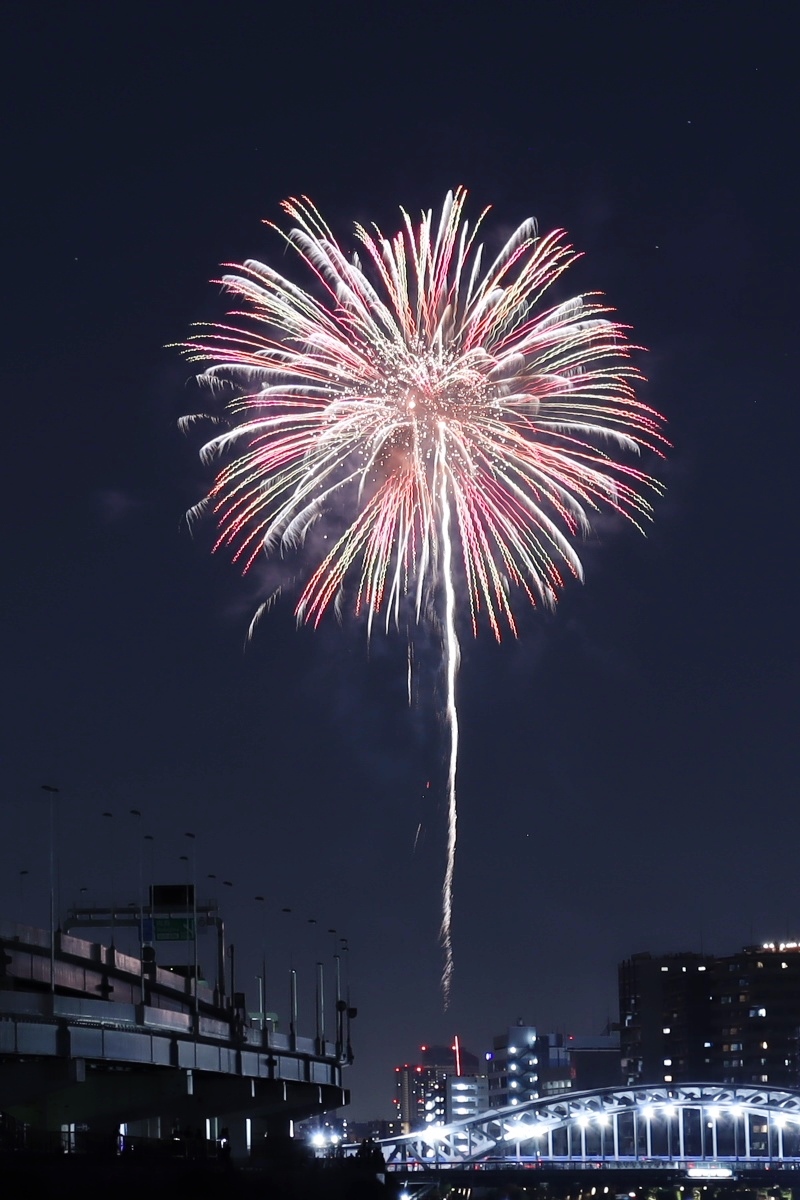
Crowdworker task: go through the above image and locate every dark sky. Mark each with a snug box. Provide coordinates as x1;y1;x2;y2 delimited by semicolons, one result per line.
2;3;797;1120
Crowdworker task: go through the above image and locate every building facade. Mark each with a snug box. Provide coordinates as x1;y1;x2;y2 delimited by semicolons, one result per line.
487;1022;620;1108
446;1073;489;1122
619;951;713;1085
486;1022;541;1109
393;1042;479;1132
619;942;800;1088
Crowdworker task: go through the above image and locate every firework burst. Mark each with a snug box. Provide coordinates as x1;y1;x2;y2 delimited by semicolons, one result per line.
181;188;667;1002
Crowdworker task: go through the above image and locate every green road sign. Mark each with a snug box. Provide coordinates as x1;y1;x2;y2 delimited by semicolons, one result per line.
153;917;194;941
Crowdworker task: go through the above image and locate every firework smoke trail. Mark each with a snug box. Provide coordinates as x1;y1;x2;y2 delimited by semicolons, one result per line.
438;432;460;1003
180;188;667;1001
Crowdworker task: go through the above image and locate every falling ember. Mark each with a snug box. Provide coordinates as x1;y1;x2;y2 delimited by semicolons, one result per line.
180;188;667;1004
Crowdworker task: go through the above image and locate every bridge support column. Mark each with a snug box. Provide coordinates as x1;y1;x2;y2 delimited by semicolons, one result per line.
126;1116;161;1141
223;1116;250;1161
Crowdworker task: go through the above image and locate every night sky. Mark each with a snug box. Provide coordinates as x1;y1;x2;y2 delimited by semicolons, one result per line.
3;3;797;1120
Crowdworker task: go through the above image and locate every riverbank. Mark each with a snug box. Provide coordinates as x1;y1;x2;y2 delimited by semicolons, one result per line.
0;1153;396;1199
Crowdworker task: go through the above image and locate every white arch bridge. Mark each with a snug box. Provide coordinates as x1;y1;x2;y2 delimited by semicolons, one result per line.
375;1083;800;1169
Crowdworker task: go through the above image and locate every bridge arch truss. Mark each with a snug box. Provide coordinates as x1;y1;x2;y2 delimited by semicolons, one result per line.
378;1083;800;1167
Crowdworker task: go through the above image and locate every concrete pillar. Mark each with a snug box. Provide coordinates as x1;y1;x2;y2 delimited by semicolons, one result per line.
221;1116;250;1162
125;1116;161;1141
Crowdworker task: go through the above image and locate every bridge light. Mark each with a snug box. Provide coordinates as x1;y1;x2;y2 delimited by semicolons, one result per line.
596;1113;610;1126
731;1104;743;1117
641;1106;654;1120
707;1106;720;1120
576;1114;589;1128
663;1105;675;1117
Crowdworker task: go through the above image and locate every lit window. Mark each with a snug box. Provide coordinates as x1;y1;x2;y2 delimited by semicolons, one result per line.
761;1042;769;1050
664;1075;673;1082
664;1059;672;1066
661;967;669;973
663;1027;671;1035
698;966;707;972
782;962;788;969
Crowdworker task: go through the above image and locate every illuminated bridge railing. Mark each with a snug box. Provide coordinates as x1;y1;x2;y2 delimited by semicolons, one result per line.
371;1084;800;1168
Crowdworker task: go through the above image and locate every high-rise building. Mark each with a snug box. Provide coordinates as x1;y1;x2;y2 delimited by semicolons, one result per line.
619;951;713;1085
487;1021;620;1108
708;941;800;1086
393;1040;480;1132
486;1022;540;1109
619;941;800;1088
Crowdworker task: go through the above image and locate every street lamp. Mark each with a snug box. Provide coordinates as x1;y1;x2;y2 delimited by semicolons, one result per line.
41;785;59;993
255;895;268;1029
101;810;117;944
18;869;29;921
184;832;198;1014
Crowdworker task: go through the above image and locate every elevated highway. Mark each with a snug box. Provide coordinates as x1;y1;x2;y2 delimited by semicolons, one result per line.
0;919;348;1141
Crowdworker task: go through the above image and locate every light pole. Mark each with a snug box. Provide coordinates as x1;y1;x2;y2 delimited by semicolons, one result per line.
41;785;59;994
255;895;267;1030
18;869;29;923
185;832;198;1016
102;810;116;945
129;810;145;1000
